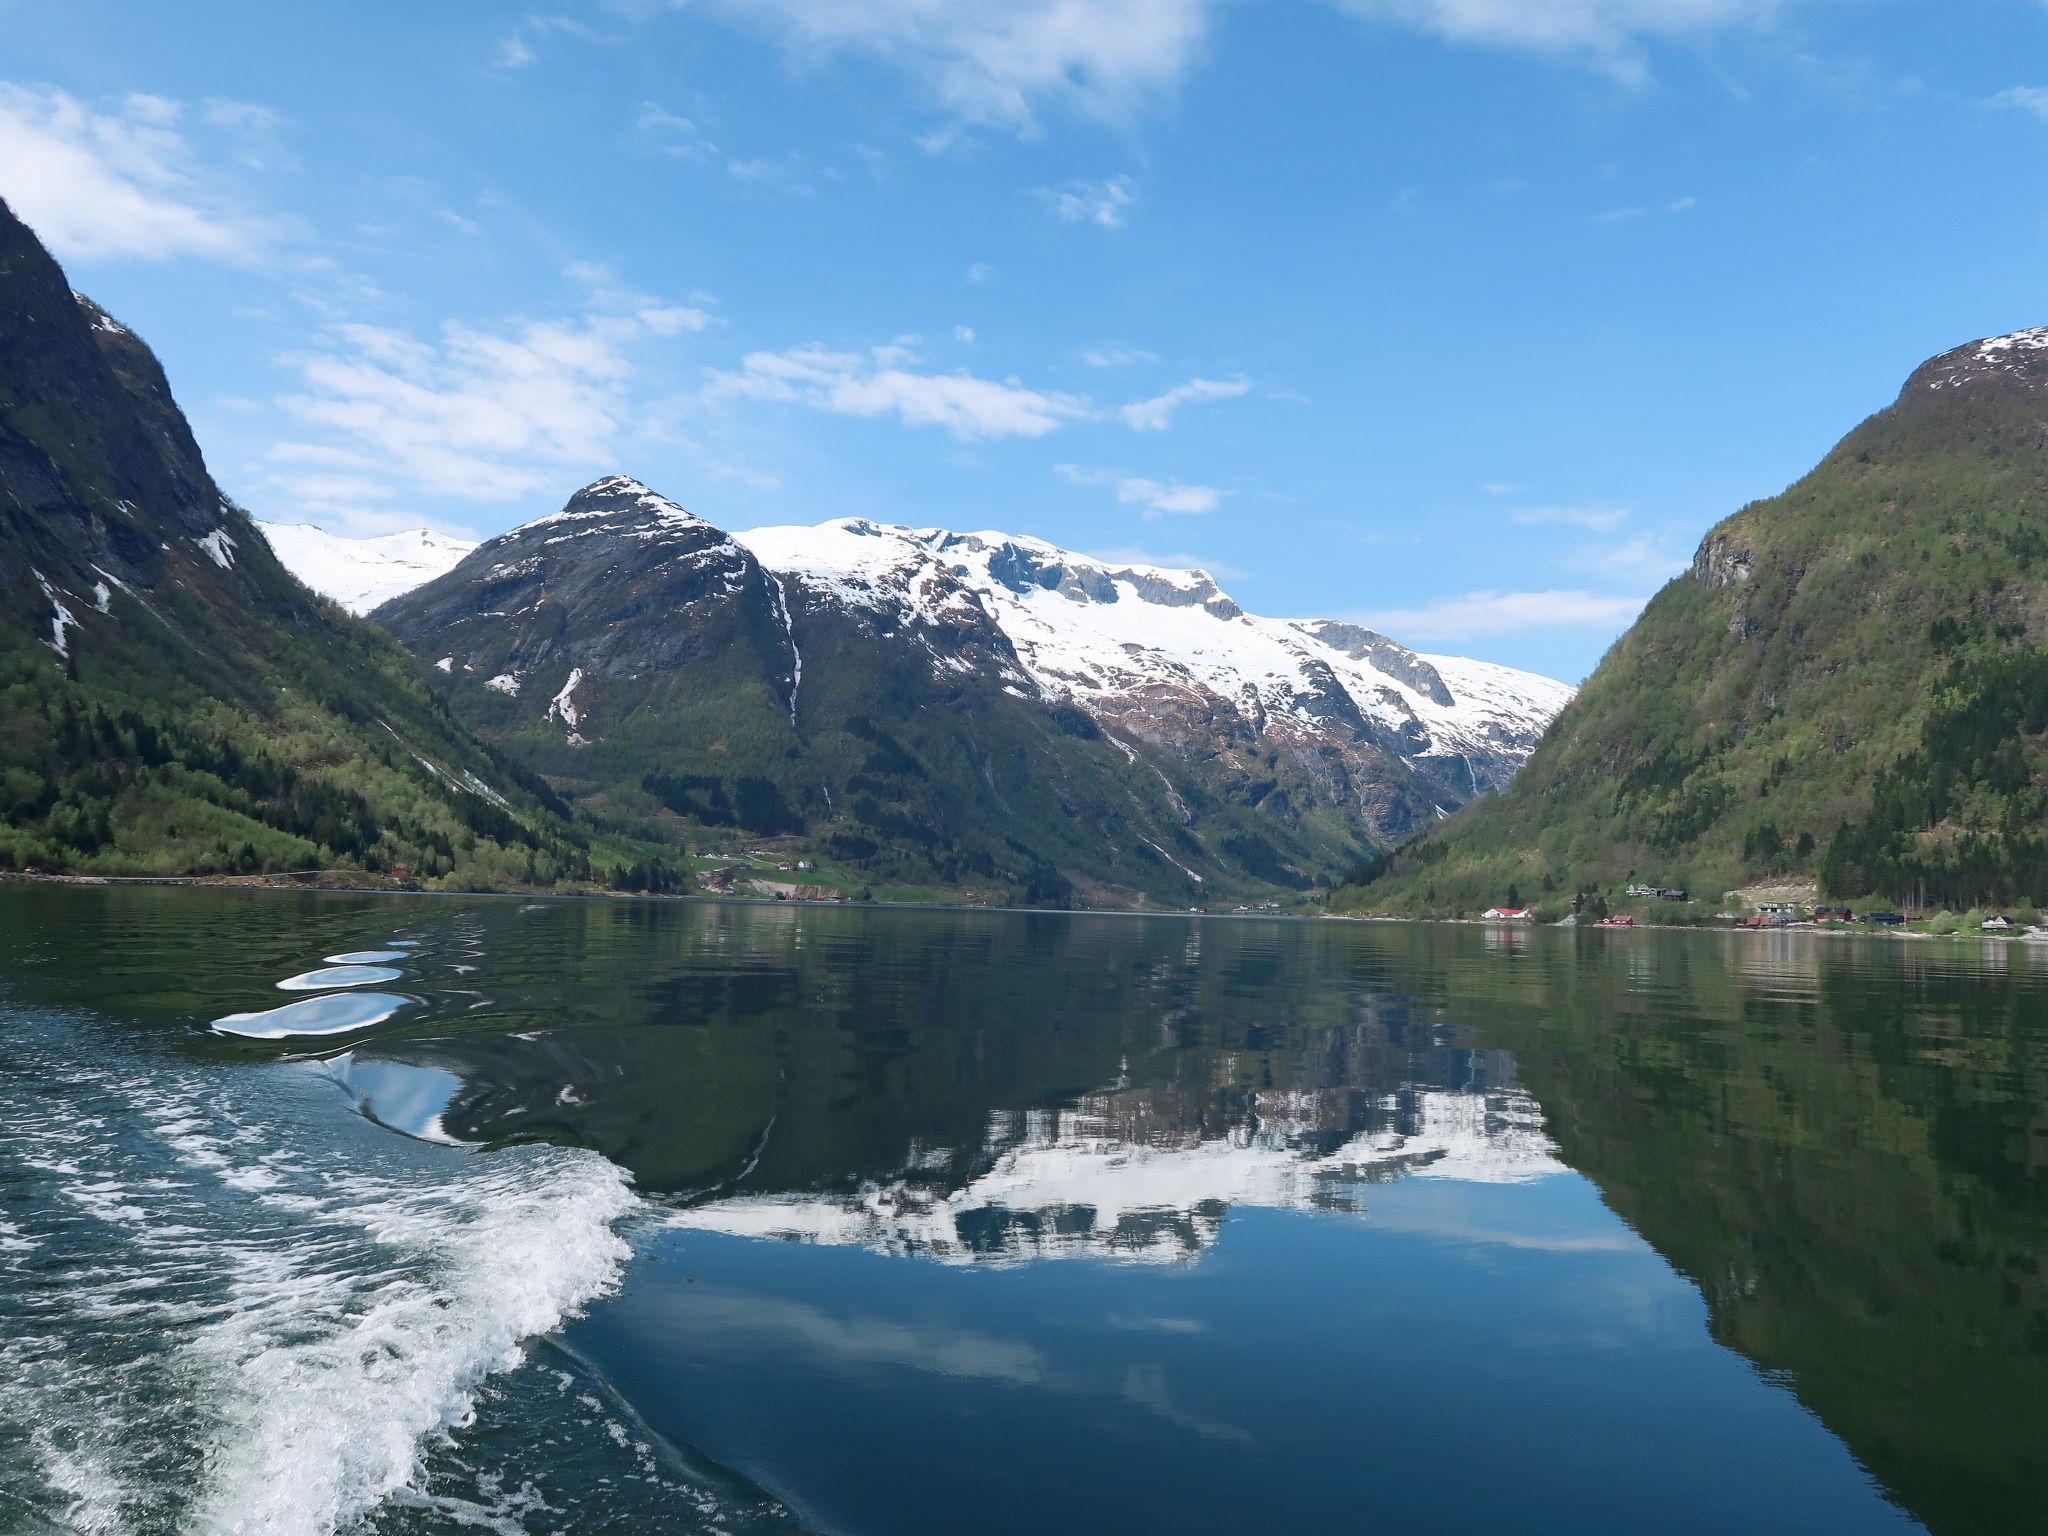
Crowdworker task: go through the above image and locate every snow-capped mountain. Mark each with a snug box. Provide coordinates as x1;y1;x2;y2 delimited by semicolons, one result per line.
735;518;1572;800
256;522;476;615
354;477;1571;903
670;1086;1564;1266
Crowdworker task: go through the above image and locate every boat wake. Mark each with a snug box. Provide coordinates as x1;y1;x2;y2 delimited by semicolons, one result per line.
0;997;791;1535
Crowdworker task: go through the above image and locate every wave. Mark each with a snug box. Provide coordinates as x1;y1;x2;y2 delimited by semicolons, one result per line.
0;1008;647;1535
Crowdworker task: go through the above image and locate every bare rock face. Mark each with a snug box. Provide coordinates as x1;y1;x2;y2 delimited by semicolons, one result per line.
1690;533;1754;591
376;477;802;749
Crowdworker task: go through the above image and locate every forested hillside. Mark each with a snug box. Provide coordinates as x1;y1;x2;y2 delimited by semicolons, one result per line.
0;195;610;887
1340;327;2048;917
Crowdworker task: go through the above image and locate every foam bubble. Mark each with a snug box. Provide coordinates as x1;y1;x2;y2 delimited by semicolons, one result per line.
212;992;411;1039
276;964;404;992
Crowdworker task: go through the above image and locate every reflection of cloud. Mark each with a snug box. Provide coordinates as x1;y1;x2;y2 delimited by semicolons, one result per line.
679;1293;1050;1386
668;1088;1565;1267
1365;1207;1638;1254
676;1293;1252;1443
1121;1363;1250;1443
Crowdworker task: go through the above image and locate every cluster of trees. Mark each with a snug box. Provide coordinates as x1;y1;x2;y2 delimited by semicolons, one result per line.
1821;651;2048;908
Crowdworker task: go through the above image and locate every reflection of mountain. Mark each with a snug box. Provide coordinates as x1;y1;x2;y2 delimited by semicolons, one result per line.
671;1087;1562;1264
1382;930;2048;1536
316;897;2045;1536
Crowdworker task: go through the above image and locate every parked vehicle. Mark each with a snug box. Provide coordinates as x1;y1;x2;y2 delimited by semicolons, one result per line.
1862;911;1905;926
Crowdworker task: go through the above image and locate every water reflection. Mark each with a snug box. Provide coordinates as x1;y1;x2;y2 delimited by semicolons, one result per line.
671;1086;1562;1264
4;887;2044;1535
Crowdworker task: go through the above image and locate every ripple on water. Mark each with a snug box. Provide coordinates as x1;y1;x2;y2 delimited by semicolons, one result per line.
324;949;409;965
277;964;405;992
212;991;412;1040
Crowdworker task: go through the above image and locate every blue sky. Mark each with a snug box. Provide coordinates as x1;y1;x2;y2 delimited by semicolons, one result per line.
2;0;2044;681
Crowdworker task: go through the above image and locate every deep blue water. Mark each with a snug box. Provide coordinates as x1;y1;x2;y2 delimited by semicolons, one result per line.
3;887;2041;1534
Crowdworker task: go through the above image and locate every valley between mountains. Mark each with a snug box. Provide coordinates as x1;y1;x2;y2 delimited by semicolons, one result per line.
0;189;1567;907
268;476;1569;907
19;167;2048;920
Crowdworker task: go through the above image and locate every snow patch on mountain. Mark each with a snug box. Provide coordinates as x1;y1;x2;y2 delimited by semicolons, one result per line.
259;522;478;615
734;518;1570;776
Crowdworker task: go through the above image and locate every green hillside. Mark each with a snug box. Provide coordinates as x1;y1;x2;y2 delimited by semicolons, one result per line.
0;196;624;890
1339;327;2048;918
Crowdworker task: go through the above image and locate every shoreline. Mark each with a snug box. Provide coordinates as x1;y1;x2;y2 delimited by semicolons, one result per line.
4;870;2040;942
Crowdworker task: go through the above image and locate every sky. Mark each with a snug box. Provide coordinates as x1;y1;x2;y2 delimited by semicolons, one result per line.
2;1;2045;682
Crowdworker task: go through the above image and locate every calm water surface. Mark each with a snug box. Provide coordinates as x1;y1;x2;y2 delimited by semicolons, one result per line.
0;886;2042;1534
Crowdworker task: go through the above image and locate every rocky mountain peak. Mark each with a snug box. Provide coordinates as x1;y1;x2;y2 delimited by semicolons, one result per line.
534;475;706;536
1915;327;2048;394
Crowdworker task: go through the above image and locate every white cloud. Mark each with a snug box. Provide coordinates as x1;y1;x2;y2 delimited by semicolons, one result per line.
965;260;993;282
494;13;619;69
0;83;286;264
1565;530;1690;585
273;293;695;504
708;344;1089;439
1509;503;1632;530
1057;463;1227;516
1992;85;2048;123
1120;376;1250;432
1035;174;1135;228
636;100;815;193
566;259;716;333
1332;0;1796;83
1354;588;1649;644
1082;344;1159;369
954;324;976;342
683;0;1216;130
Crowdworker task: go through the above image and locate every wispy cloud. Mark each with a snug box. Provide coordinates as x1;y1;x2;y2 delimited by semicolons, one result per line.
1057;463;1227;516
493;13;620;70
1992;85;2048;123
708;344;1089;439
269;268;706;512
636;100;815;195
1564;530;1690;585
1082;343;1159;369
1509;504;1632;531
1331;0;1798;85
678;0;1217;131
1035;174;1135;228
1120;376;1250;432
0;83;293;264
1354;588;1649;644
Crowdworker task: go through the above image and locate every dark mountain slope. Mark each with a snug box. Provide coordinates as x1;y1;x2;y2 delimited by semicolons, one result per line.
0;195;591;885
377;480;1405;905
1342;327;2048;916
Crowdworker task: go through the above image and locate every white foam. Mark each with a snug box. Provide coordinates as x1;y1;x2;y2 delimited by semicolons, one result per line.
0;1044;641;1536
212;992;411;1039
186;1153;636;1534
275;964;404;992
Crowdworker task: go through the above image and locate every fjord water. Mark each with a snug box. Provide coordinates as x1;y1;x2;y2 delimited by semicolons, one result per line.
0;890;2040;1535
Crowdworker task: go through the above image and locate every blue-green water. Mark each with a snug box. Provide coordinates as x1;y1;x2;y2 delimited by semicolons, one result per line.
1;887;2040;1534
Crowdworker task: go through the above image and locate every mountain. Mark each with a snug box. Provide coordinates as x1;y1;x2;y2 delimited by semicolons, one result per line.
1341;325;2048;918
254;522;476;615
366;478;1569;905
0;195;597;886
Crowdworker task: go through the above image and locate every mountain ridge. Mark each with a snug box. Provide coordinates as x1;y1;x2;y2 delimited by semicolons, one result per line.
362;477;1570;904
1338;322;2048;918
